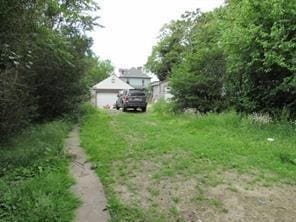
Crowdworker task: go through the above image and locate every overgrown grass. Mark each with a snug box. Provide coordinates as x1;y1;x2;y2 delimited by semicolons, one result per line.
0;121;79;221
150;98;176;115
80;104;296;221
79;105;144;221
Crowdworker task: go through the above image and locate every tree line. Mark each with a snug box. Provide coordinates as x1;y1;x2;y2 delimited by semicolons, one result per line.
145;0;295;119
0;0;113;141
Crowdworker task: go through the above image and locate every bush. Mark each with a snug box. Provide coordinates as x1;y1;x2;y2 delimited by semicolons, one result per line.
0;0;102;142
151;99;176;116
146;1;295;119
222;0;296;119
0;120;79;221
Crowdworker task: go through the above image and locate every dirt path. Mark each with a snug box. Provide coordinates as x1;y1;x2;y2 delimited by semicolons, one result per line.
65;127;110;222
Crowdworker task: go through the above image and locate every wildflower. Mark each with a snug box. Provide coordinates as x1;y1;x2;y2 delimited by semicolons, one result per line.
267;138;275;142
248;113;272;124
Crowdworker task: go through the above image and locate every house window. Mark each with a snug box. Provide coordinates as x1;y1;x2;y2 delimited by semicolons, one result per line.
142;79;144;86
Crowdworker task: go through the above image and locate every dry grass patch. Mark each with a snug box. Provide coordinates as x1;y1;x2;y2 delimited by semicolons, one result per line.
203;172;296;222
113;167;200;221
111;153;296;222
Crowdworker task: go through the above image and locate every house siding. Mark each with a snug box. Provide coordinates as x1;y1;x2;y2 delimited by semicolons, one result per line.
120;77;150;89
151;81;173;102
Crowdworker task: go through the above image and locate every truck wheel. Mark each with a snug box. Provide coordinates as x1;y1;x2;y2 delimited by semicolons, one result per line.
123;107;127;112
142;107;147;112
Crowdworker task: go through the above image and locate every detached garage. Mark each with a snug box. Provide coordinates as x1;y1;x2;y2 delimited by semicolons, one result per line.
91;75;134;108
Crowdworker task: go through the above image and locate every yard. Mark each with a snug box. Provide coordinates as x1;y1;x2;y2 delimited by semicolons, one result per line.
80;105;296;222
0;121;79;221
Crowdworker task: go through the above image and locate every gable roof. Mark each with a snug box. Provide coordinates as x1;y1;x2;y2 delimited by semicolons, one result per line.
92;75;134;90
119;68;151;79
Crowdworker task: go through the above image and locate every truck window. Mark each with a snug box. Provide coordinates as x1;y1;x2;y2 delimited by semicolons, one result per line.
128;91;145;96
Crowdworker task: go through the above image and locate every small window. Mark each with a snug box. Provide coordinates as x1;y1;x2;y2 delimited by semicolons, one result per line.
128;90;146;96
142;79;145;86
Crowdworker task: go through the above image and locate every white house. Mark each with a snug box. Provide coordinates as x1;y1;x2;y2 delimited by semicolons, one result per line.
150;80;173;102
119;67;151;89
91;75;134;108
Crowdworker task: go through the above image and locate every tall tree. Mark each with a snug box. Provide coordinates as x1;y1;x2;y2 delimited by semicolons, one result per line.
83;56;114;89
0;0;104;140
222;0;296;118
145;10;200;81
170;9;227;112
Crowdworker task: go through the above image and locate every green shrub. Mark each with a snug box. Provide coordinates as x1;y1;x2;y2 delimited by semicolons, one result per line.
0;120;79;221
222;0;296;119
151;99;176;116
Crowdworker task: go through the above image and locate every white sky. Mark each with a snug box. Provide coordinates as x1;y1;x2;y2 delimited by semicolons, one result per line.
91;0;225;72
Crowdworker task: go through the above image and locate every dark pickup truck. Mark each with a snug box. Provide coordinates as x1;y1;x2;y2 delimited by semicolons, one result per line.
115;89;147;112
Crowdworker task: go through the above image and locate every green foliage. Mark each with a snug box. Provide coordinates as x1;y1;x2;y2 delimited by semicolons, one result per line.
146;9;228;113
150;99;176;116
0;0;106;141
222;0;296;119
82;56;114;89
146;1;295;118
170;10;227;112
145;10;200;81
0;120;79;221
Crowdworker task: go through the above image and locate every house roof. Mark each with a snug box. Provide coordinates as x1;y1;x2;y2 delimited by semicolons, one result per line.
150;80;169;87
150;81;160;87
119;67;151;79
92;75;134;90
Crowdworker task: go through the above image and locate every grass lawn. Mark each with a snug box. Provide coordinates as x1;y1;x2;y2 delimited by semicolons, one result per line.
0;121;79;222
80;104;296;222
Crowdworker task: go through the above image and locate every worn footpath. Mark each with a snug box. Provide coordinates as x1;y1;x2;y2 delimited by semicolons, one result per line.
66;127;110;222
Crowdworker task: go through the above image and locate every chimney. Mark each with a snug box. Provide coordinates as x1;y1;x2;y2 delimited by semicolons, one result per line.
119;69;126;76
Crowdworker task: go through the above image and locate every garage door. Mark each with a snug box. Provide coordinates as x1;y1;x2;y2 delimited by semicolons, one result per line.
96;92;117;108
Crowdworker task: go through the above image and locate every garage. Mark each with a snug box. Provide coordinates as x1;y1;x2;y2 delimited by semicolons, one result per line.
91;75;134;108
96;90;118;108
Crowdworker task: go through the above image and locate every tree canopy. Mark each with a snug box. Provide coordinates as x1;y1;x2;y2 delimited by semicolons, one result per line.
146;0;296;119
222;0;296;117
145;10;200;81
0;0;113;141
